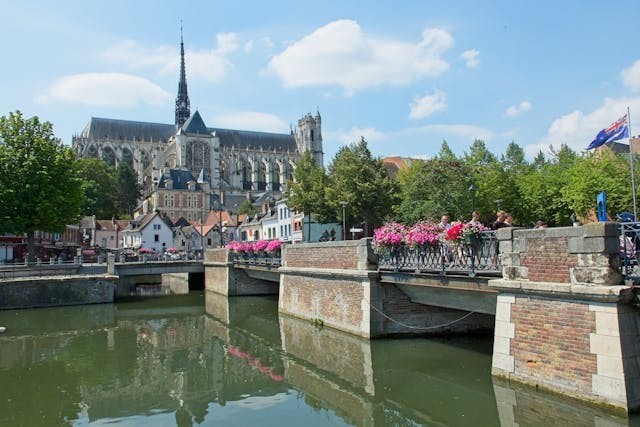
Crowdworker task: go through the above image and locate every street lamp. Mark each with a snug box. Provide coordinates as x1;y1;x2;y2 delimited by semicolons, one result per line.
197;168;206;260
494;199;502;211
468;184;477;213
216;168;223;247
339;201;348;241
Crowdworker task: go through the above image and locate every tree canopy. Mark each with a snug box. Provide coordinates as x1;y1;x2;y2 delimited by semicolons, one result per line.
0;111;84;262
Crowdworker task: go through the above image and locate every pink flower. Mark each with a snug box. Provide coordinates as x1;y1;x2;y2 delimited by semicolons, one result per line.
253;240;269;252
406;221;439;247
266;240;282;252
373;222;406;249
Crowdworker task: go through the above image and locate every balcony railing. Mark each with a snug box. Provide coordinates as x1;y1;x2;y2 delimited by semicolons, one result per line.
376;231;501;276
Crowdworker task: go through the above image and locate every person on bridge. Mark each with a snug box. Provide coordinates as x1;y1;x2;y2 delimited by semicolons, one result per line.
492;210;508;230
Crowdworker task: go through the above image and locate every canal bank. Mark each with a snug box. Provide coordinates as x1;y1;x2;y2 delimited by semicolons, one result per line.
0;274;117;309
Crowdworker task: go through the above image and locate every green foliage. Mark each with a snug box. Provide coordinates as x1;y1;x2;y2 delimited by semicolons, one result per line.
0;111;84;262
287;150;329;241
562;150;634;218
326;138;398;235
396;158;474;223
114;164;141;217
76;158;117;218
518;144;578;226
237;199;257;216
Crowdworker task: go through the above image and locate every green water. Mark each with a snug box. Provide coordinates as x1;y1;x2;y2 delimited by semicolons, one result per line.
0;292;636;426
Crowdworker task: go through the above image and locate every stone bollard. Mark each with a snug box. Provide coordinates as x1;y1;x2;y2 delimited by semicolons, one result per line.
36;258;41;266
50;257;55;265
107;253;116;275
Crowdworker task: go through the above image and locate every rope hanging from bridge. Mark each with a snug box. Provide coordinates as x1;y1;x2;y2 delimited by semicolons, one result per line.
365;298;478;331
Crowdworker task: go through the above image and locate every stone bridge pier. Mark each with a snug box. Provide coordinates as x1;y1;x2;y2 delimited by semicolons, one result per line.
490;222;640;412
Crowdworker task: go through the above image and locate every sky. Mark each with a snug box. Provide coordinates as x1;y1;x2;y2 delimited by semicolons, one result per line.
2;0;640;163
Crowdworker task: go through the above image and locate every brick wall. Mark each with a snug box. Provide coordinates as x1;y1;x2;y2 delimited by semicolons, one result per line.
510;297;597;392
519;236;577;283
284;243;360;269
279;274;367;335
205;248;230;263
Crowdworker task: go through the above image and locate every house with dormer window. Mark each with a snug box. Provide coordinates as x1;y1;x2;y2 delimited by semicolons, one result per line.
121;212;173;253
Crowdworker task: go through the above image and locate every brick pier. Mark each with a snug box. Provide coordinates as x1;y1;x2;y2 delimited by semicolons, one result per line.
490;223;639;412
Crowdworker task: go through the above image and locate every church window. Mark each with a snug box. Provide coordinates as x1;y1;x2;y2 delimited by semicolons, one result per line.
311;130;314;142
102;146;116;167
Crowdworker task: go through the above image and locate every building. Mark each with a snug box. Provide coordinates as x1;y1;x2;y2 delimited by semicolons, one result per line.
121;212;174;253
95;219;129;251
71;30;324;215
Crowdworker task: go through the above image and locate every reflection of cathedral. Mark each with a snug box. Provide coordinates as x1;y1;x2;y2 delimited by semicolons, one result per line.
71;31;324;204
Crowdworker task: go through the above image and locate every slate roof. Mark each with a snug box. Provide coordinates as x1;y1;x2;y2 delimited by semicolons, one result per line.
79;116;297;151
80;117;176;142
182;111;209;135
157;168;201;190
215;128;296;151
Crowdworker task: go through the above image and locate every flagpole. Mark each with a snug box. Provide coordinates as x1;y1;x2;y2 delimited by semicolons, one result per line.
629;106;637;220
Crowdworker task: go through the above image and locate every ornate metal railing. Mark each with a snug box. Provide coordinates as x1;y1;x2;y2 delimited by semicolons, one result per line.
231;252;281;267
376;231;501;276
618;222;640;284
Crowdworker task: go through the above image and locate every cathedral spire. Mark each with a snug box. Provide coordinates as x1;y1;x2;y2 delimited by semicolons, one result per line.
175;24;191;127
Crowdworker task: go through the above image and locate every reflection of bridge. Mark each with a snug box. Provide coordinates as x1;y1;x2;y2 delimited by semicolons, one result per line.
205;223;640;413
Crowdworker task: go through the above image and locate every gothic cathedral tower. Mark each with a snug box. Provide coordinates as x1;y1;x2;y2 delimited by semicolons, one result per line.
295;111;323;167
175;26;191;128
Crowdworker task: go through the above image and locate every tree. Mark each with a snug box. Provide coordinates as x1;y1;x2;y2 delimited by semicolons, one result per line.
76;158;117;218
326;138;398;236
562;150;635;218
395;158;473;223
287;150;328;242
0;111;84;263
114;164;141;217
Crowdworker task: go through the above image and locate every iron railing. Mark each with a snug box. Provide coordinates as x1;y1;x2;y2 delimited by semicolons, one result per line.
618;222;640;284
376;231;501;276
231;253;281;268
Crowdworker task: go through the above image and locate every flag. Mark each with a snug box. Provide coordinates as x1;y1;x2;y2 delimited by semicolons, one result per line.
196;168;206;184
587;114;629;150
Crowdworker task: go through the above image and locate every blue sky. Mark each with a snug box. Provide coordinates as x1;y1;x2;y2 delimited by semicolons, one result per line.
2;0;640;163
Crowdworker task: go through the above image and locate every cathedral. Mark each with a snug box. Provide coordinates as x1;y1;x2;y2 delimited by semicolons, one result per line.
72;31;323;221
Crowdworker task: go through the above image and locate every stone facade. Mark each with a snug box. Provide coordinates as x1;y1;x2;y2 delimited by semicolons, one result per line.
490;222;640;412
71;36;323;207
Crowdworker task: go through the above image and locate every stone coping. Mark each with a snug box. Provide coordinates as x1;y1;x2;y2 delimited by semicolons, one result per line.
279;266;379;279
489;278;634;303
0;274;119;284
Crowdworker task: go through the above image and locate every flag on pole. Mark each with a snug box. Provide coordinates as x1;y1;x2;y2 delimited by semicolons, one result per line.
587;114;629;150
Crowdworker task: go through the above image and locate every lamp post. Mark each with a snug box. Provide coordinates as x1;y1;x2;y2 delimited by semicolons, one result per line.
468;184;477;214
197;169;206;260
217;168;223;247
339;201;348;241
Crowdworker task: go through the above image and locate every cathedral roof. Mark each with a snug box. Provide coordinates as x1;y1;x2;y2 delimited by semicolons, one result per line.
80;117;175;142
78;116;297;151
181;110;209;135
214;128;296;151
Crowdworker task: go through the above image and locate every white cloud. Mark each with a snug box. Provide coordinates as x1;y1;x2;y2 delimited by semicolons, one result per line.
98;34;239;82
211;111;288;133
36;73;170;107
267;19;453;93
622;60;640;92
460;49;480;68
327;126;386;145
409;89;447;119
529;96;640;158
244;37;274;53
505;100;532;117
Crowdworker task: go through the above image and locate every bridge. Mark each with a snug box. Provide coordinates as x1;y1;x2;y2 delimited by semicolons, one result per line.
204;222;640;413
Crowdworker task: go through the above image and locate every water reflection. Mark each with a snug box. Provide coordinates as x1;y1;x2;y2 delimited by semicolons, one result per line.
0;292;637;426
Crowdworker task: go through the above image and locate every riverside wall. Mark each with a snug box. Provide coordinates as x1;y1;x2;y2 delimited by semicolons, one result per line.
490;223;640;412
0;275;117;309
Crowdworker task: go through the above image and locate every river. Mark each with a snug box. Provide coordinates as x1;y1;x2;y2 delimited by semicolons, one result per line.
0;292;637;426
